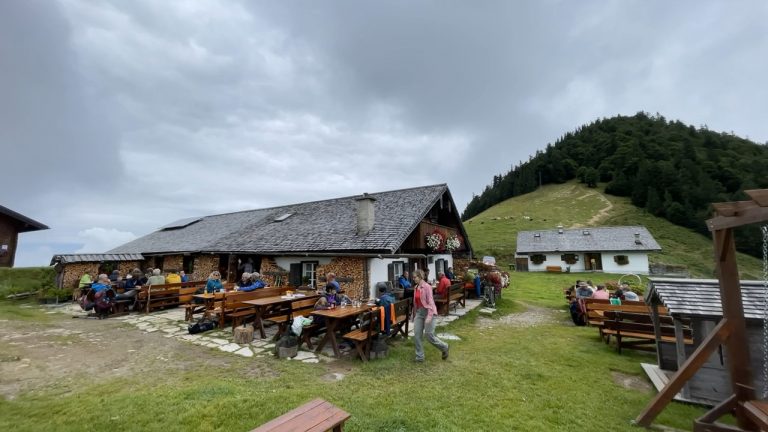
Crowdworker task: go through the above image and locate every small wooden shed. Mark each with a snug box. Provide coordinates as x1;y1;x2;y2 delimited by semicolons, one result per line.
644;277;766;406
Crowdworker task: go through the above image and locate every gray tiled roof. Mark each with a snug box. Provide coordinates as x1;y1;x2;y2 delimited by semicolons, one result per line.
50;253;145;265
107;184;450;255
647;278;767;320
516;226;661;253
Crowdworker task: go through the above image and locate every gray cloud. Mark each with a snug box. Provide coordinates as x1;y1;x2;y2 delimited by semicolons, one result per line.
3;0;767;266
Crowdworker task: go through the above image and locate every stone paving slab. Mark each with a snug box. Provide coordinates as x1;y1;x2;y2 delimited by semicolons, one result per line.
47;297;483;362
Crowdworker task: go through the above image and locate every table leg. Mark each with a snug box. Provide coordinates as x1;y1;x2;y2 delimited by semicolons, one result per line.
255;306;267;339
315;318;340;356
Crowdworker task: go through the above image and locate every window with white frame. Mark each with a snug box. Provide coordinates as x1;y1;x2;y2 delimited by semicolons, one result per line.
302;261;318;287
393;261;405;279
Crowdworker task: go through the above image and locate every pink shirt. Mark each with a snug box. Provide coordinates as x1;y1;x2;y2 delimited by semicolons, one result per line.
414;280;438;320
592;289;609;300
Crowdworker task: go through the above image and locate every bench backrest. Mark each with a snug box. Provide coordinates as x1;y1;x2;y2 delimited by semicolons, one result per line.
393;298;410;320
222;287;290;313
179;286;199;303
448;283;464;299
291;298;317;318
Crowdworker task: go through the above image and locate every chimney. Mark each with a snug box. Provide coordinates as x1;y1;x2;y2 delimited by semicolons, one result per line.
557;225;564;234
634;232;642;245
355;193;376;235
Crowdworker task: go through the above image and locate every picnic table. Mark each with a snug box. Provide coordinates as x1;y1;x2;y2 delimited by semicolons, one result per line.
243;293;321;339
312;304;375;357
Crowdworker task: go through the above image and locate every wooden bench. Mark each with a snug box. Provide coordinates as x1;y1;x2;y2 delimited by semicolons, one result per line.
546;266;562;273
275;298;321;346
582;298;661;328
251;398;350;432
136;280;207;314
342;308;380;362
602;311;692;354
388;298;411;340
221;288;287;330
435;283;466;316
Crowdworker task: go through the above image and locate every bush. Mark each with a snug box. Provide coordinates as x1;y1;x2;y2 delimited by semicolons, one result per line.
0;267;56;298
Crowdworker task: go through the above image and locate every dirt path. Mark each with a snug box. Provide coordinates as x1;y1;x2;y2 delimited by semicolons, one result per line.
475;303;562;329
572;190;614;228
0;312;276;401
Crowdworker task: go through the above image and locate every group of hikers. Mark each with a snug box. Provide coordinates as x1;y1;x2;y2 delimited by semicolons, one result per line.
568;279;641;326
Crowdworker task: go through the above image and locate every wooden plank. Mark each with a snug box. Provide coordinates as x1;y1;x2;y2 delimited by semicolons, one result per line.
707;206;768;231
711;201;756;217
713;228;756;430
634;318;732;427
742;400;768;431
744;189;768;207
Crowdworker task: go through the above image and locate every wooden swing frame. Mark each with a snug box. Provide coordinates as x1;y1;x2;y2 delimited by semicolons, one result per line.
635;189;768;431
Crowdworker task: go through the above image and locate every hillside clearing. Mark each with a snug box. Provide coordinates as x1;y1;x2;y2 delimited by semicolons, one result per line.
464;181;763;279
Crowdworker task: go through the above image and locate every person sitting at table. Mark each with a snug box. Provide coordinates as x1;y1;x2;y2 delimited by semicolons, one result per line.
592;284;610;300
575;281;594;299
237;272;253;290
445;267;455;281
621;284;640;301
323;283;350;306
147;268;165;286
398;271;412;289
180;271;189;283
108;270;120;283
131;268;147;286
123;274;138;290
376;282;396;335
249;272;268;289
435;272;451;298
78;271;92;289
165;269;181;284
91;274;112;293
326;272;341;292
205;271;223;293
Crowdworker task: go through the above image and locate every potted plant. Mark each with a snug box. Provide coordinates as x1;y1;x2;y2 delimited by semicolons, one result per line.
425;230;445;252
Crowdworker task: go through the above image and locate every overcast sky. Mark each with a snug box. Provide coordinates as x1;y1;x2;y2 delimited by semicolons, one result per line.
3;1;767;267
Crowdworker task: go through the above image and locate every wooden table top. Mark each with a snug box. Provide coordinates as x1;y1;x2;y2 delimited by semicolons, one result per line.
311;304;376;319
243;293;321;307
192;293;224;299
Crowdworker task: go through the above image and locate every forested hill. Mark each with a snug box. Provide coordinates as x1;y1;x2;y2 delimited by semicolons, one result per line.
462;112;768;257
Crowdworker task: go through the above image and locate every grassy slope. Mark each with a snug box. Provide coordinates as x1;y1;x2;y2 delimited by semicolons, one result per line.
464;181;763;279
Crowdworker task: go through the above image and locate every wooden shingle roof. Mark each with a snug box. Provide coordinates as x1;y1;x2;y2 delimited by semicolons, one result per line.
106;184;460;255
647;277;767;320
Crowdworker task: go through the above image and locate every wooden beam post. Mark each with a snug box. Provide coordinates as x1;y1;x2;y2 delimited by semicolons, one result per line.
673;318;691;399
635;318;732;427
712;228;756;430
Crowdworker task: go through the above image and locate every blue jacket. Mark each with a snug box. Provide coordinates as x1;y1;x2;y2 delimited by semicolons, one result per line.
398;276;411;289
329;280;341;292
377;293;396;335
205;279;223;293
91;282;110;293
240;280;266;292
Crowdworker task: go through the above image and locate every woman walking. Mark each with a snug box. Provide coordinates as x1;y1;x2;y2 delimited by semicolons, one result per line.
412;269;449;362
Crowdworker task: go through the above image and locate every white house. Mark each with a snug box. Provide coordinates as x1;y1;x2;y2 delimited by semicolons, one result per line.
515;226;661;274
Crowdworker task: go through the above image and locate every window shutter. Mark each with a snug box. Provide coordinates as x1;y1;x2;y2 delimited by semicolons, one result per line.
403;261;411;275
289;263;302;287
387;263;394;284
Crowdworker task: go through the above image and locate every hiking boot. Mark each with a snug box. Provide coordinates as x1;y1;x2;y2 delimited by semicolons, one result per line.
414;358;424;363
442;348;449;360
